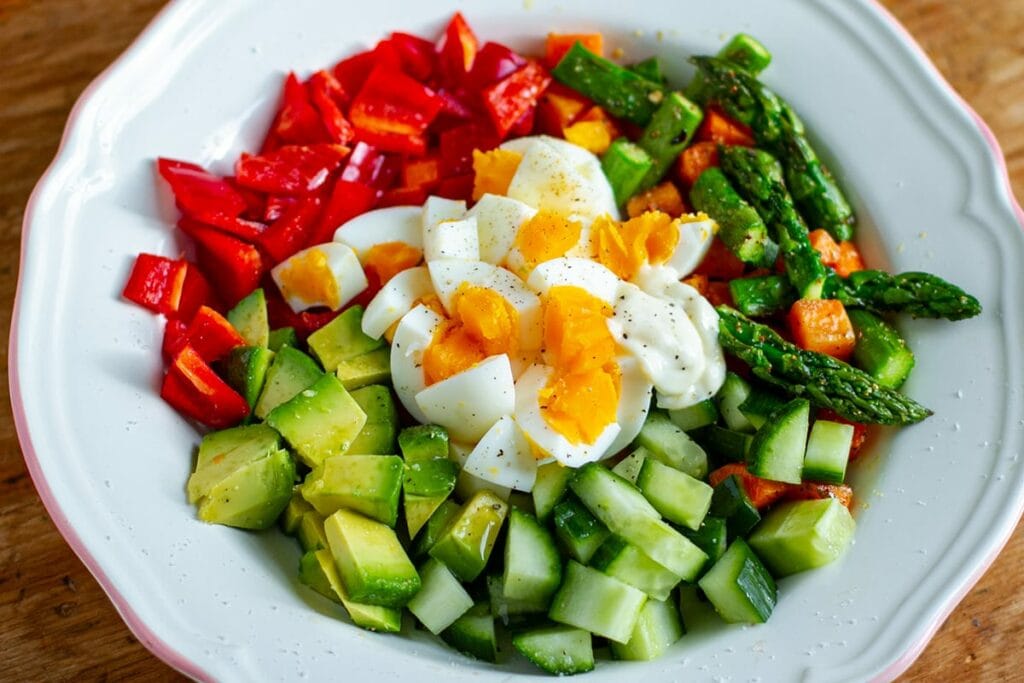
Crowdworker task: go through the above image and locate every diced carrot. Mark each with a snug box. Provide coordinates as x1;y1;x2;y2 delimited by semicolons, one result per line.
677;141;720;187
705;280;734;307
682;273;710;297
535;83;591;136
783;482;855;510
708;463;791;510
402;157;441;189
808;229;841;268
577;106;622;140
695;107;756;147
817;408;870;460
835;241;866;277
693;237;746;280
787;299;856;360
544;33;604;69
626;182;688;218
563;120;613;155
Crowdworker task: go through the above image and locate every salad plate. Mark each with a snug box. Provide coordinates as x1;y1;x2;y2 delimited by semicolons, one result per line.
11;0;1024;680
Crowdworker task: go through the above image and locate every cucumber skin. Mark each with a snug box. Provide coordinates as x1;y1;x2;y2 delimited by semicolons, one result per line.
748;498;856;577
513;625;595;675
698;538;777;624
747;398;810;485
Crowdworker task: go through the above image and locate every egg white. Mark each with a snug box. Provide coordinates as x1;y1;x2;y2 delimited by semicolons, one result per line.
361;266;434;340
467;194;536;264
414;354;516;443
333;206;423;257
389;304;445;425
461;415;537;491
270;242;368;313
526;257;621;305
602;354;655;458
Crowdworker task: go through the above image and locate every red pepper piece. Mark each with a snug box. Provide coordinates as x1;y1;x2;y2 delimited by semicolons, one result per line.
436;12;478;86
184;305;247;363
435;173;475;202
264;284;340;339
157;158;247;223
176;262;216;320
235;144;350;195
401;157;441;190
386;32;437;82
332;41;403;95
349;65;443;153
439;121;500;176
122;254;187;315
188;213;267;242
162;318;189;360
264;195;298;223
378;185;429;208
434;88;478;126
179;220;266;308
161;346;250;428
466;42;527;91
269;72;329;145
308;70;354;145
510;106;536;137
225;176;267;221
340;142;401;190
257;194;324;264
481;61;552;137
356;128;428;157
310;179;378;245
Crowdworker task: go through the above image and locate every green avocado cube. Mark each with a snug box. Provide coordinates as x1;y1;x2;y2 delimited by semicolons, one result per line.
412;498;462;557
398;424;454;537
429;490;509;582
227;288;269;348
347;385;398;455
254;346;323;419
196;448;296;530
403;459;459;498
297;510;327;552
307;306;384;373
298;549;402;632
325;508;421;607
301;454;404;526
336;347;391;390
186;424;282;504
280;490;312;535
266;373;367;468
268;326;298;352
398;425;449;462
224;346;274;411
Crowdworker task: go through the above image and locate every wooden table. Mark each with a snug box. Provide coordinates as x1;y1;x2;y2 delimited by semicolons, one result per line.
1;1;1021;680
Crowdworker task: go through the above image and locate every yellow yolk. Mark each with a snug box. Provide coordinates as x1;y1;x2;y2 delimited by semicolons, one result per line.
514;210;582;270
472;148;523;201
422;284;519;385
539;285;621;444
593;210;680;280
363;242;423;286
275;247;340;310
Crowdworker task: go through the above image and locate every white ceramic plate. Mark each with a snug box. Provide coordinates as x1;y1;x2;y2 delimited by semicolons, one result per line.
12;0;1024;680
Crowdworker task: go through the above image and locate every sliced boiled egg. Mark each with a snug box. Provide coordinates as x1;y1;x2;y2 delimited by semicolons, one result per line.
390;304;446;424
461;415;537;491
423;216;480;262
422;196;466;232
527;257;621;305
664;213;716;278
467;193;536;264
505;210;585;278
361;266;434;340
270;242;367;313
333;205;423;255
602;354;654;458
414;354;516;443
450;440;513;502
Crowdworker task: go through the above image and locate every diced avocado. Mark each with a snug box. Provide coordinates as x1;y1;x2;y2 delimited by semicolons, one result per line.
429;490;508;582
226;288;269;348
399;424;455;537
412;498;461;557
404;459;459;497
441;603;498;663
747;498;856;577
266;374;367;468
398;424;449;462
324;508;421;607
301;454;404;526
268;326;298;352
347;385;398;455
299;549;402;632
307;305;384;373
254;346;323;419
224;346;274;411
336;348;391;391
195;448;296;530
280;490;312;535
297;510;327;552
187;424;282;504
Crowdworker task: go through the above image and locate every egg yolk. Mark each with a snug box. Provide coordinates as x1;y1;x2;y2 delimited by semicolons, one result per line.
593;210;680;280
514;210;582;271
275;247;340;310
422;284;519;385
472;148;523;201
539;286;621;444
363;242;423;286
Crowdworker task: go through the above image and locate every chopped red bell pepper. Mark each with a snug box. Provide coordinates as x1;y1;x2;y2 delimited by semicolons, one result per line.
435;173;475;202
349;65;443;154
257;194;324;264
176;262;216;320
355;128;428;157
466;42;527;91
385;32;437;82
510;106;536;137
401;157;441;189
268;72;328;145
481;61;551;137
264;284;340;339
439;121;500;176
434;87;478;124
225;176;267;221
157;158;247;223
161;345;250;428
162;318;189;360
187;213;267;242
235;144;350;195
340;141;401;189
696;106;756;147
179;220;266;308
332;41;402;95
310;179;378;245
264;195;298;223
184;305;247;363
436;12;478;86
307;70;354;145
122;253;187;315
378;185;429;208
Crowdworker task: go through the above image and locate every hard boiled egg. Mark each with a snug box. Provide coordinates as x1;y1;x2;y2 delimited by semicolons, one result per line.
526;257;620;305
602;354;654;458
664;214;717;278
390;304;445;424
270;242;367;313
423;215;480;262
333;205;423;256
361;266;434;340
461;415;537;491
414;354;516;443
467;194;536;264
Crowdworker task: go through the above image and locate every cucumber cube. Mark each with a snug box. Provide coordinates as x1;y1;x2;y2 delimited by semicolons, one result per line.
710;475;761;538
668;399;719;432
336;347;391;390
611;446;649;484
552;495;610;564
407;558;474;634
266;373;367;468
610;598;685;661
532;462;573;522
301;454;404;526
633;409;708;479
715;372;754;433
738;385;788;430
590;536;682;601
681;515;728;565
324;508;421;607
226;288;269;348
254;346;322;419
748;398;810;484
698;538;776;624
306;305;384;373
636;458;714;530
691;424;753;463
503;509;562;604
513;625;595;676
802;420;854;484
299;549;402;632
488;574;548;621
748;498;856;576
429;490;508;582
441;603;498;663
548;561;647;644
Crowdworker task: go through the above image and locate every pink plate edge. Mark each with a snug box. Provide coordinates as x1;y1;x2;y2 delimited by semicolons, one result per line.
8;1;1024;682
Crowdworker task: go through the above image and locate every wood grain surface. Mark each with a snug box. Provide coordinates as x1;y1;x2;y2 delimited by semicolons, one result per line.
1;1;1021;680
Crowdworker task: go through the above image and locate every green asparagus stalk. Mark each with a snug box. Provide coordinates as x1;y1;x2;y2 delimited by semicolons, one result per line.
552;43;664;125
715;306;932;425
719;145;829;298
685;33;772;102
601;139;655;206
689;167;778;267
828;270;982;321
847;309;916;388
628;57;667;85
637;92;704;190
729;275;796;317
690;56;856;241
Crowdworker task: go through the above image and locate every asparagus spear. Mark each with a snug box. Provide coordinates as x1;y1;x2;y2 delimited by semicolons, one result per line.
719;145;829;298
552;43;664;125
690;56;856;241
729;275;796;317
685;33;772;102
602;139;655;206
690;167;778;267
629;57;667;85
828;270;982;321
637;92;704;190
715;306;932;425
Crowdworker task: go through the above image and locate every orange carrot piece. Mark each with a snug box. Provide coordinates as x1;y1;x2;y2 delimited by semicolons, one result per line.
544;33;604;68
682;273;710;297
693;237;746;280
808;229;841;268
708;463;791;510
787;299;856;360
695;107;756;147
626;181;688;218
783;482;855;510
677;141;719;187
835;241;866;277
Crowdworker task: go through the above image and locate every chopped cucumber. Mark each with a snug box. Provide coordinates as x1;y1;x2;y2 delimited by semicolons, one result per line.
441;603;498;663
748;498;856;577
590;536;682;601
299;549;402;632
738;384;788;430
709;475;761;538
300;454;404;526
552;494;611;564
636;458;714;531
668;399;719;432
488;574;548;621
691;424;753;464
513;625;595;676
610;598;685;661
503;509;562;604
611;446;648;484
532;462;573;522
698;538;776;624
266;373;367;468
802;420;854;484
407;558;474;634
227;288;269;348
253;346;322;419
747;398;810;484
306;305;383;373
429;490;508;582
324;508;421;607
633;409;709;479
681;515;728;565
549;561;648;644
715;372;754;433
